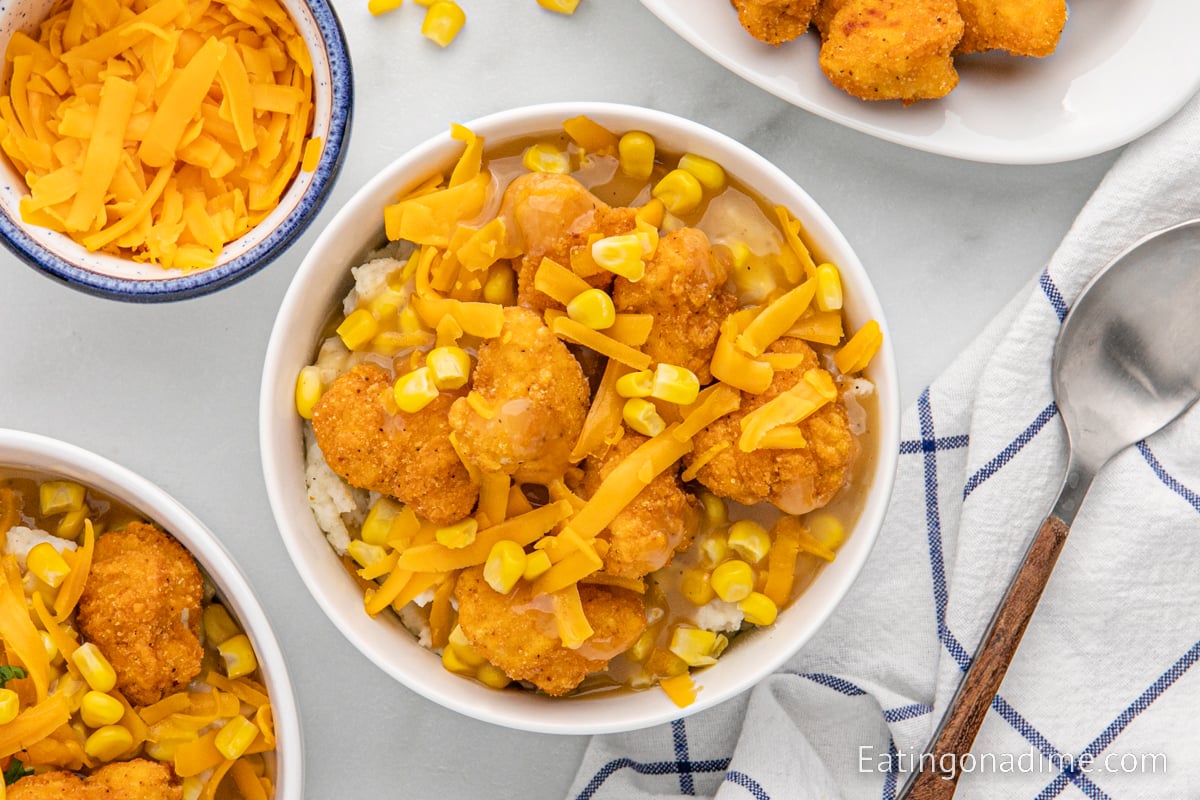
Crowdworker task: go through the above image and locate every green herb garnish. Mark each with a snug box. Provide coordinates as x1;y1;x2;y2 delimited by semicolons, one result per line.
3;758;33;785
0;665;27;688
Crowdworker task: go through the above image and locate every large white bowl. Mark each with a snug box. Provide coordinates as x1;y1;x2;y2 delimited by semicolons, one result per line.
0;428;303;796
260;102;900;735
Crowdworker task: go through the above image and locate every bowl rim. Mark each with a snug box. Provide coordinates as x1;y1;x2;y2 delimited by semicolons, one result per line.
260;100;901;735
0;0;354;303
0;427;304;795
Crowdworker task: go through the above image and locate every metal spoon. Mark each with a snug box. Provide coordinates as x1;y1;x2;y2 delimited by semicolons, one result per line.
899;218;1200;800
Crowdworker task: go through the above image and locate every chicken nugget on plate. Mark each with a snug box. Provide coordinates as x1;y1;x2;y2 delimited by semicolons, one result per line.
731;0;821;46
954;0;1066;57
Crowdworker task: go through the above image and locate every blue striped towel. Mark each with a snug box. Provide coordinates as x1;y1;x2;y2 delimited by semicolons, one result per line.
566;92;1200;800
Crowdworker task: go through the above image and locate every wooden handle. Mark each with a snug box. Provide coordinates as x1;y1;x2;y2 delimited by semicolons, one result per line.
901;515;1071;800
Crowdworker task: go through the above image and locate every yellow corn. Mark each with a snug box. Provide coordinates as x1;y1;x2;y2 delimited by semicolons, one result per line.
40;481;85;515
537;0;580;12
618;131;655;180
73;643;116;692
651;363;699;405
80;691;125;728
85;725;133;762
616;369;654;398
202;603;240;647
628;628;656;662
807;512;846;550
218;634;259;679
436;518;478;549
483;263;517;305
623;398;666;437
427;346;472;390
348;540;389;570
698;532;729;567
710;559;754;602
739;591;779;626
652;169;702;215
668;627;727;667
369;287;408;322
295;365;322;420
0;688;18;725
448;626;486;667
421;1;466;47
361;497;402;546
483;540;527;594
522;143;570;174
591;234;645;281
393;367;440;413
566;288;616;330
57;505;88;540
522;549;552;581
698;493;727;529
27;542;70;588
678;153;725;192
368;0;403;14
336;308;379;351
727;520;771;564
182;776;204;800
214;715;259;760
815;263;843;311
398;305;425;334
475;663;512;689
40;630;58;662
680;568;715;606
441;645;473;675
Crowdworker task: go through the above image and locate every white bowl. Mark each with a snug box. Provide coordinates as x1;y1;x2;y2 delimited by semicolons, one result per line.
0;428;303;795
260;102;900;735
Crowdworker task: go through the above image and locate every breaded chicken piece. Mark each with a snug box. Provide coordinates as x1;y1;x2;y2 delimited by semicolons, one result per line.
612;227;737;384
454;566;646;695
579;434;700;579
731;0;820;46
818;0;965;104
448;307;590;484
954;0;1065;57
687;339;858;515
311;363;477;525
500;173;637;313
9;758;181;799
76;523;203;706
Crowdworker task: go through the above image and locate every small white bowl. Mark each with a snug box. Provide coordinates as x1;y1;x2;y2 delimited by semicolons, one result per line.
260;102;900;735
0;428;302;795
0;0;352;301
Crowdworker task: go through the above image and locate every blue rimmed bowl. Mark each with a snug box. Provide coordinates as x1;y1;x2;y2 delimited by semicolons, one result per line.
0;0;352;302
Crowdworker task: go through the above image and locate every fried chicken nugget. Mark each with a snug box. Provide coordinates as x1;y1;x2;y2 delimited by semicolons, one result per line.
8;759;181;800
311;363;477;525
731;0;821;46
954;0;1066;57
687;339;858;515
579;434;700;580
817;0;965;104
454;566;646;695
613;227;737;384
500;173;637;312
448;307;590;484
76;523;202;707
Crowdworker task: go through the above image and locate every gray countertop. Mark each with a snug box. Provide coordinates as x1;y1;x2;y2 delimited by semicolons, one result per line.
0;1;1122;797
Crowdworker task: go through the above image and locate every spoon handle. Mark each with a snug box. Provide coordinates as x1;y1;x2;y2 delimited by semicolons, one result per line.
898;514;1073;800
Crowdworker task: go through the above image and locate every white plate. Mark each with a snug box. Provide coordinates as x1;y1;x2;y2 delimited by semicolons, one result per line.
639;0;1200;164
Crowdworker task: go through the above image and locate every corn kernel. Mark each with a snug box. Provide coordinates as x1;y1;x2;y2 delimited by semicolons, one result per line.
368;0;402;15
680;568;715;606
522;549;552;581
616;370;654;398
39;480;84;516
668;627;727;667
369;287;408;322
436;518;478;549
348;540;389;570
441;645;473;675
202;603;240;647
214;715;259;760
336;308;379;351
618;131;655;180
566;288;616;330
727;520;771;564
448;626;487;667
808;512;846;550
182;776;204;800
427;346;472;390
85;725;133;762
591;234;645;281
623;398;666;437
398;305;424;334
40;630;57;662
698;493;727;528
218;634;258;679
0;688;18;724
475;663;512;688
80;691;125;728
73;643;116;692
627;628;656;662
678;153;725;192
522;142;570;174
294;366;323;420
815;263;843;311
27;542;70;588
698;532;729;567
393;367;439;413
483;263;517;305
711;559;754;602
651;363;699;405
421;0;465;47
739;592;779;626
652;169;702;215
537;0;580;13
483;540;527;594
57;506;88;540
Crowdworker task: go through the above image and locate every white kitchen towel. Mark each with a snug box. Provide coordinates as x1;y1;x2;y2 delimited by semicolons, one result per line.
567;92;1200;800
